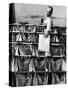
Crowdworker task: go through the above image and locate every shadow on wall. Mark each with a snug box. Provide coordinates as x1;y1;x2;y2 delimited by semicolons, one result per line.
16;15;66;27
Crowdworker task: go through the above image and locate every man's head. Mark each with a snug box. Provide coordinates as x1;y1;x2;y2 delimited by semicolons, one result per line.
46;6;53;17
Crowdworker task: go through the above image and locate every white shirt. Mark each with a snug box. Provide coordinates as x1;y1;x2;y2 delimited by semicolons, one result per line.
43;17;52;32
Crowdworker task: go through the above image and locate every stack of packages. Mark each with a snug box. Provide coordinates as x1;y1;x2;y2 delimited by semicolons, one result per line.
9;24;66;86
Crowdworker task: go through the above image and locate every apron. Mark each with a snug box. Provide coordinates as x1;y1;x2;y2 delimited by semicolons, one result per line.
38;34;50;52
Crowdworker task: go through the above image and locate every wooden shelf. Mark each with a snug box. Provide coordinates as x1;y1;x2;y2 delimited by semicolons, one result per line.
9;42;33;44
16;71;66;74
51;43;61;46
9;31;66;35
51;55;64;58
9;42;65;46
10;55;65;58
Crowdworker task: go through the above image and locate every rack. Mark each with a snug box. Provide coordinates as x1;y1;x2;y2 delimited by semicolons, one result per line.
9;23;66;86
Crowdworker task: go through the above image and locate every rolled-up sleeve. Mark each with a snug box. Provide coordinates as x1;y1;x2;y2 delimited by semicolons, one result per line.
46;18;51;32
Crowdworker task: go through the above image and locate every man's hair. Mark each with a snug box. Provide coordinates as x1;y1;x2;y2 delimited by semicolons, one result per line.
48;6;53;15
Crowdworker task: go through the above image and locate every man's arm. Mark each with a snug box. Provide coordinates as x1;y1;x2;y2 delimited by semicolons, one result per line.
44;18;51;37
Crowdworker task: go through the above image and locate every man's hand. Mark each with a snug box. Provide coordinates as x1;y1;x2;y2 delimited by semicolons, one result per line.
44;30;49;38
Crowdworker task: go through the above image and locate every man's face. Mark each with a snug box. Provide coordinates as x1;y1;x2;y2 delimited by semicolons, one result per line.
46;7;52;16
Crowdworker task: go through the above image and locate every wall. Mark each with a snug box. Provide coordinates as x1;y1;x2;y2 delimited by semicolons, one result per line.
15;3;66;26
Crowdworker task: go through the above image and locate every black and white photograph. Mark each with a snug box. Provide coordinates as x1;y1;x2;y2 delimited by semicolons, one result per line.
9;3;66;87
